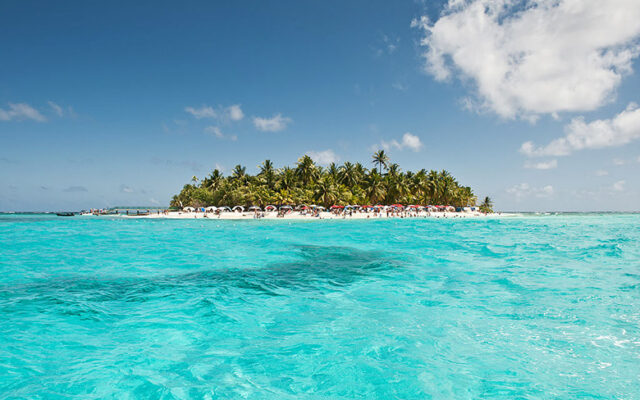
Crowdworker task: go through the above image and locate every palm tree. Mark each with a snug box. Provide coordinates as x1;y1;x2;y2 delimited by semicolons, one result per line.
296;155;318;186
372;150;389;175
314;176;338;207
365;171;386;204
479;196;493;213
231;165;247;182
278;166;296;191
339;161;356;187
258;159;276;189
327;163;339;181
203;169;223;191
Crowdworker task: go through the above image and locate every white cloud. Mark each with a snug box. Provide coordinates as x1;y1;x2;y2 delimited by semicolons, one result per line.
373;132;424;152
0;103;46;122
205;126;224;138
185;104;245;122
306;149;339;165
506;183;554;199
374;34;400;57
413;0;640;120
120;184;134;193
48;101;64;117
613;158;626;166
185;105;217;119
204;126;237;141
595;169;609;176
253;113;292;132
521;103;640;157
382;34;399;54
524;159;557;170
227;104;244;121
392;82;408;91
613;180;625;191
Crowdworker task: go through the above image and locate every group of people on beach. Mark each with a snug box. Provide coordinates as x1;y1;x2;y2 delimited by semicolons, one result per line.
150;204;489;220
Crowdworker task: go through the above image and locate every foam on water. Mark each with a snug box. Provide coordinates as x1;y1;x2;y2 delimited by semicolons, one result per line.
1;213;639;398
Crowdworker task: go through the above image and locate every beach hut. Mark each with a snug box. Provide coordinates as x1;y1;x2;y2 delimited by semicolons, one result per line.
232;206;244;212
184;207;195;212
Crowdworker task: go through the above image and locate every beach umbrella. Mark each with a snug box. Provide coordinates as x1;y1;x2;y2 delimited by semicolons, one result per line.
232;206;244;212
265;205;277;211
280;205;293;210
248;206;261;211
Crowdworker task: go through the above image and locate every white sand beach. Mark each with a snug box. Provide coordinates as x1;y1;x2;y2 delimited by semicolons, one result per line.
123;210;506;220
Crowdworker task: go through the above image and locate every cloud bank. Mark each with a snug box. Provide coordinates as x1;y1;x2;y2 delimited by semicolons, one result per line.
521;103;640;157
413;0;640;120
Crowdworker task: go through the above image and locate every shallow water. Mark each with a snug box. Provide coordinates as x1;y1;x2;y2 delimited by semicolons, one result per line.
1;214;639;398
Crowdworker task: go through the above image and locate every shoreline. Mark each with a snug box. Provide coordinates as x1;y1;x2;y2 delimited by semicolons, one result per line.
120;211;512;220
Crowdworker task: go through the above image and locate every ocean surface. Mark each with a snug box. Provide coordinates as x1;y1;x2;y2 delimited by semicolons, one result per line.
1;213;639;399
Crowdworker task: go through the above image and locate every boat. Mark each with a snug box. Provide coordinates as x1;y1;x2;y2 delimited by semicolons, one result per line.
56;212;75;217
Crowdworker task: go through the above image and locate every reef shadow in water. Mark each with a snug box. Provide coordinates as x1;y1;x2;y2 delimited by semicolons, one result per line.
0;245;405;312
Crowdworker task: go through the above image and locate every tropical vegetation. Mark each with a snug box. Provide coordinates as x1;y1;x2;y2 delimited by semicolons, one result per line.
479;196;494;214
171;151;479;209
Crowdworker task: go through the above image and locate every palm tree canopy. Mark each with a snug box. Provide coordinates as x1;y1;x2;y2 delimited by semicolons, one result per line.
170;153;481;209
372;150;389;174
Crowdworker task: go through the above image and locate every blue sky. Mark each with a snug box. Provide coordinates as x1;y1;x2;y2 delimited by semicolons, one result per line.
1;0;639;211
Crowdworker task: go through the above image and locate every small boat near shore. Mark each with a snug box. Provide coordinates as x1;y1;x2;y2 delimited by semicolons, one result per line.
56;212;75;217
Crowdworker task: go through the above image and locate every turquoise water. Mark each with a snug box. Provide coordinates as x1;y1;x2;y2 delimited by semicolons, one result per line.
1;214;639;399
